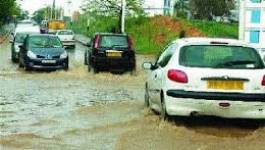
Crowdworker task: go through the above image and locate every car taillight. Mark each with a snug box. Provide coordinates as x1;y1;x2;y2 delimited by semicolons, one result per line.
94;35;100;48
167;69;188;83
128;36;133;51
262;75;265;86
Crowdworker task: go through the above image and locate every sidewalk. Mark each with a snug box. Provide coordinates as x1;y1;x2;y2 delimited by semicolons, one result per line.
74;34;91;46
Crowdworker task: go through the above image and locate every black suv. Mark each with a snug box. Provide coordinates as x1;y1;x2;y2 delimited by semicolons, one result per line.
18;34;69;71
84;33;136;73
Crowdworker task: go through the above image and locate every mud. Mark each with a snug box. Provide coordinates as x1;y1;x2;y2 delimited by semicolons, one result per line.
1;41;265;150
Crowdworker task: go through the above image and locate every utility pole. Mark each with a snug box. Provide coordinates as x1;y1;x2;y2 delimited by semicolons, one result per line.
121;0;126;33
52;0;56;19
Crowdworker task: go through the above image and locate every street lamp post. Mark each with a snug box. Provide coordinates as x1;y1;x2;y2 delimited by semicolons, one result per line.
121;0;126;33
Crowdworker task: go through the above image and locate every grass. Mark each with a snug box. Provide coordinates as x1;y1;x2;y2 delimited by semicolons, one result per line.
183;19;239;39
68;15;239;55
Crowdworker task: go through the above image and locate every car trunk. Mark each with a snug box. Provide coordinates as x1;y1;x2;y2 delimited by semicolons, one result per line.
181;68;265;94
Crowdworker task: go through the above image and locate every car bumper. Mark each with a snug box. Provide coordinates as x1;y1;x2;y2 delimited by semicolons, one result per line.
62;41;75;46
26;58;68;70
92;56;135;70
165;90;265;119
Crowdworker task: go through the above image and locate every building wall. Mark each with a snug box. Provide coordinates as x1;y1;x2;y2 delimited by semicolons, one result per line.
143;0;176;16
239;0;265;51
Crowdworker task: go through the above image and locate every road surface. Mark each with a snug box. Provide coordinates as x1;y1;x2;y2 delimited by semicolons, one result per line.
0;40;265;150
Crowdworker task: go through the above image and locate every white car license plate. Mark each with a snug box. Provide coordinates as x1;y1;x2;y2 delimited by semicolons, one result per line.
42;60;56;64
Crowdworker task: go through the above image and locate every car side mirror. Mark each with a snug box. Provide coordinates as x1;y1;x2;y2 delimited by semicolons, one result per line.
19;45;24;50
142;62;153;70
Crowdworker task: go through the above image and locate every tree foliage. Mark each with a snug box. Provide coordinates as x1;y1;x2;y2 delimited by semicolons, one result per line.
82;0;143;32
82;0;143;15
189;0;235;20
0;0;16;23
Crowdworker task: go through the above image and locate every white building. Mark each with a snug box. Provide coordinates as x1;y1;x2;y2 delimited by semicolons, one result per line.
143;0;175;16
239;0;265;51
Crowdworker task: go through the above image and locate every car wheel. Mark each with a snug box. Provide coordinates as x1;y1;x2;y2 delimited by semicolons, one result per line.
18;59;24;68
92;66;99;74
144;84;150;107
88;64;91;72
130;69;137;76
64;60;69;71
84;51;88;65
11;52;18;63
24;64;31;71
160;94;170;121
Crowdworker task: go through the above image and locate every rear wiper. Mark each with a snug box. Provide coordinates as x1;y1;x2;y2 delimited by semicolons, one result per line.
111;45;127;48
216;60;256;67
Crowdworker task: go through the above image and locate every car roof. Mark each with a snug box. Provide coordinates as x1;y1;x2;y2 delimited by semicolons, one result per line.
95;32;128;36
28;34;58;38
175;37;251;47
15;25;40;33
57;29;73;32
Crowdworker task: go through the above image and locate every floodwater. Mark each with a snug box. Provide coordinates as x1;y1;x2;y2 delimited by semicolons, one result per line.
0;41;265;150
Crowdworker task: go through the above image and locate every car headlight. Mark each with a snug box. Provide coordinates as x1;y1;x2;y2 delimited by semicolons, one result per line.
15;44;20;52
27;51;37;59
60;51;68;59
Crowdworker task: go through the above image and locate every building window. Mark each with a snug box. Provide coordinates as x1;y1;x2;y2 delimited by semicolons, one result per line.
251;10;261;23
250;0;261;3
249;31;260;43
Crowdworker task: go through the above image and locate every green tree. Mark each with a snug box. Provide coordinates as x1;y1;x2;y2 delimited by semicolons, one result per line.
82;0;144;32
0;0;16;24
174;0;189;18
189;0;235;20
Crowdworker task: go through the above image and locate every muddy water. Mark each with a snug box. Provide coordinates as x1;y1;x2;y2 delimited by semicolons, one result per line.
1;41;265;150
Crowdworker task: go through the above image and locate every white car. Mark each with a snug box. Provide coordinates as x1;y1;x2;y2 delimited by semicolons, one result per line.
56;30;75;48
143;38;265;120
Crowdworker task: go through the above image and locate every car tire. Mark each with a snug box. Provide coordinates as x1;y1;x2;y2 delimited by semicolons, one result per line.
130;69;137;76
92;66;99;74
24;64;31;71
144;84;150;107
11;53;18;63
88;64;91;72
18;59;24;68
84;51;88;65
64;60;69;71
160;94;170;121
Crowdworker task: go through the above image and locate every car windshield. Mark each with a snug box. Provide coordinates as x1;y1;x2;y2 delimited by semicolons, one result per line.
58;31;73;35
179;45;264;69
29;36;62;48
15;33;28;43
99;35;128;48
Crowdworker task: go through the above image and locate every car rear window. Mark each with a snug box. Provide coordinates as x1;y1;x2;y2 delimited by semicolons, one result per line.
58;31;73;35
99;35;128;49
29;36;62;48
179;45;264;69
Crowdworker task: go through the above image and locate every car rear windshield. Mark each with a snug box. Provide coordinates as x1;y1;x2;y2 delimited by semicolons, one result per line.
99;35;128;49
179;45;264;69
58;31;73;35
29;36;62;48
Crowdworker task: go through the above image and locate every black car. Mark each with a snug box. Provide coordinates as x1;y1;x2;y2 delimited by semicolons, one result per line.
84;33;136;73
18;34;69;71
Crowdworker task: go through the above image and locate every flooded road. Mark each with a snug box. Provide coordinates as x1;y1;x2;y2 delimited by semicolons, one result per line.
1;40;265;150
